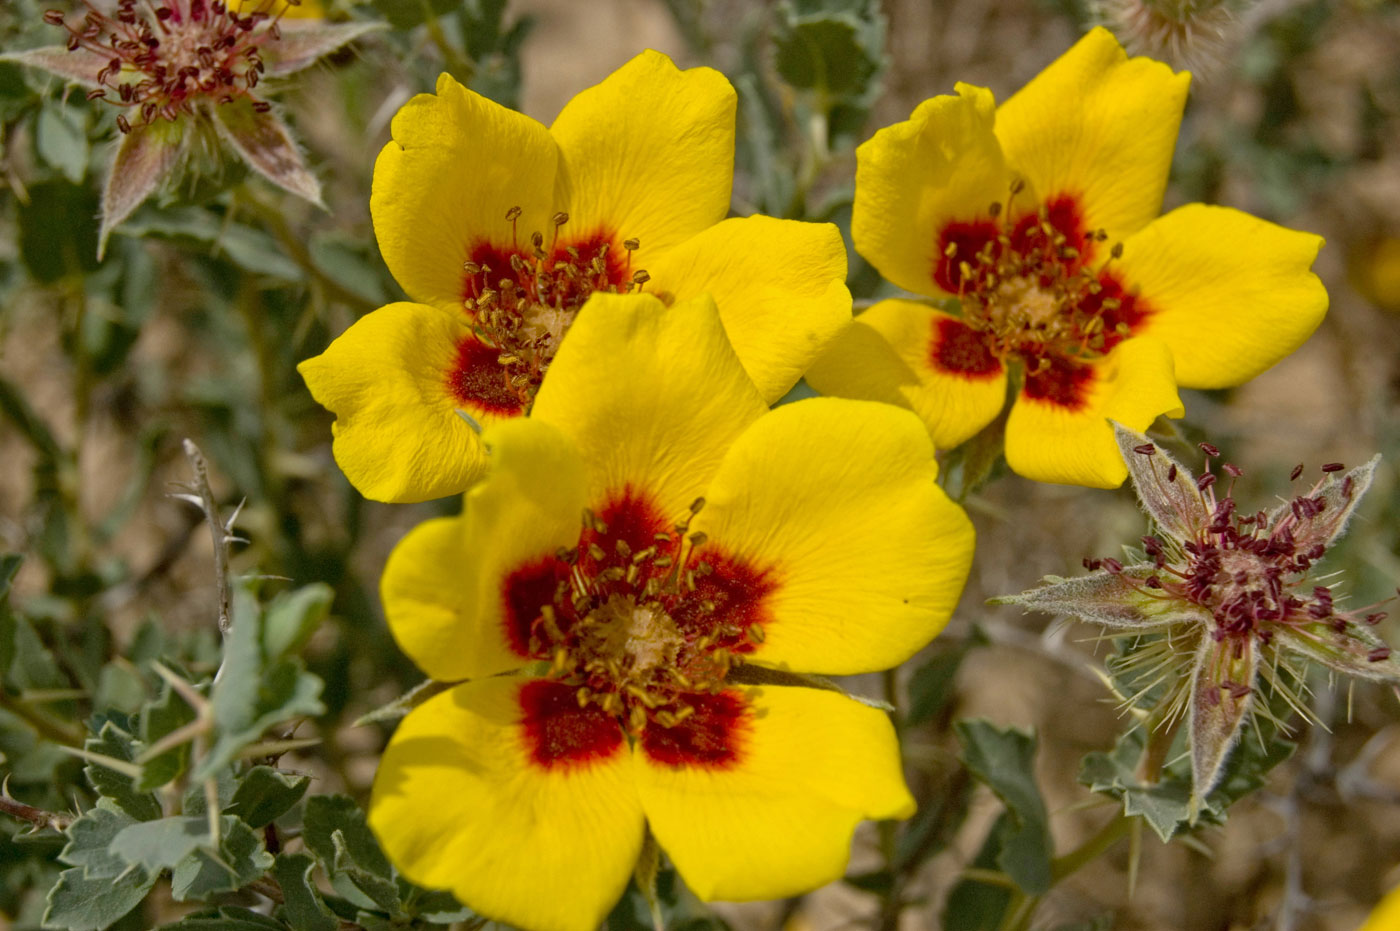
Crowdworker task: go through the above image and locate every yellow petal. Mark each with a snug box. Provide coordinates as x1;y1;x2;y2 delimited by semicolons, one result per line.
1116;204;1327;388
531;292;767;524
853;83;1012;296
372;73;558;311
380;418;588;682
1004;337;1184;488
994;27;1191;246
645;215;851;402
297;302;496;503
551;50;734;261
636;685;912;902
805;299;1007;450
371;677;642;931
689;397;973;675
1360;886;1400;931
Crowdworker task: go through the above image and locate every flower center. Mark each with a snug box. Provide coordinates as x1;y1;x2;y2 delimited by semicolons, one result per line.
932;190;1151;407
504;491;773;737
452;208;649;412
45;0;292;132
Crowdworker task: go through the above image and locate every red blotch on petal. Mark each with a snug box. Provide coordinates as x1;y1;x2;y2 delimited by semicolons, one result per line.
520;679;625;770
668;551;776;654
1081;273;1152;350
447;337;527;416
932;219;1000;294
931;315;1001;378
1010;194;1090;271
642;690;750;770
1021;351;1094;410
501;557;567;657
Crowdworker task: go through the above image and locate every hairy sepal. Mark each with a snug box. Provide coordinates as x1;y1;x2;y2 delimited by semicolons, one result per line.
1112;422;1206;544
100;120;185;259
992;566;1205;630
213;99;322;206
262;21;386;77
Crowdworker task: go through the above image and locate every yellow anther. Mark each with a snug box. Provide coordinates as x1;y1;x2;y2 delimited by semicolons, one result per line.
576;687;591;708
615;539;632;558
552;211;569;227
944;242;958;257
688;531;708;548
653;555;673;569
587;544;607;561
631;546;657;564
747;624;766;643
463;261;481;274
505;206;522;221
623;238;640;251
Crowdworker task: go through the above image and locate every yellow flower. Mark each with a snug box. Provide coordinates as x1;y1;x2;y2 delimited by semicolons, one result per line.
298;50;851;502
1361;885;1400;931
368;292;974;931
228;0;325;18
806;27;1327;488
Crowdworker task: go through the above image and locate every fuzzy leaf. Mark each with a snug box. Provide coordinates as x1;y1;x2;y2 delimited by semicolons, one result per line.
43;864;157;931
943;811;1014;931
1112;423;1206;544
137;683;197;791
302;795;392;878
772;2;884;99
262;584;333;661
100;120;185;260
168;817;273;901
1188;634;1259;803
58;802;138;877
0;46;102;88
955;721;1052;894
263;21;385;76
212;99;321;206
110;816;213;873
157;906;289;930
37;103;88;184
1080;721;1295;841
84;723;162;822
271;853;338;931
227;766;310;829
905;630;986;727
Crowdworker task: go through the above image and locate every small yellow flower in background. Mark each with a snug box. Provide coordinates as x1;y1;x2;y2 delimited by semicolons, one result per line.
229;0;325;18
807;27;1327;488
368;292;974;931
1361;885;1400;931
298;50;852;503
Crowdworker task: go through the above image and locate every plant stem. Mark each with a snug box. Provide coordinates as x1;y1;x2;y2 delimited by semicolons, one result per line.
1051;811;1134;883
0;691;84;746
236;189;378;315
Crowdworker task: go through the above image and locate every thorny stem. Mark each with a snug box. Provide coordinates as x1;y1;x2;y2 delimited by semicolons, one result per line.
182;440;232;635
1136;706;1184;784
0;790;73;831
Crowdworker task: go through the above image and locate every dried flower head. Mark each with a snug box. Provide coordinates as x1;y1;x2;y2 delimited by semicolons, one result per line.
5;1;380;254
1093;0;1239;76
995;423;1396;802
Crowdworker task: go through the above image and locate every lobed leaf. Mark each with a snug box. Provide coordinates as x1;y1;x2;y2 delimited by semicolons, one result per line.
955;720;1052;894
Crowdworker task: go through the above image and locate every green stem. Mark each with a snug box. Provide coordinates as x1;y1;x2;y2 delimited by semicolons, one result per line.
236;190;378;315
0;691;84;747
1051;812;1134;883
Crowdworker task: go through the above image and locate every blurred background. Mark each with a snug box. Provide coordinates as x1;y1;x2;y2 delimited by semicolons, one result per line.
1;0;1399;929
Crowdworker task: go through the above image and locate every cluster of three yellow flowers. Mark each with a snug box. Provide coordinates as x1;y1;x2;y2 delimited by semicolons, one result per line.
298;29;1325;931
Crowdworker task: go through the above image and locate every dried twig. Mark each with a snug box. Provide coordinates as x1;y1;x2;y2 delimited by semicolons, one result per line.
173;440;244;635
